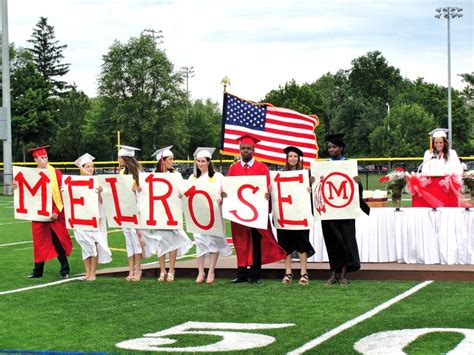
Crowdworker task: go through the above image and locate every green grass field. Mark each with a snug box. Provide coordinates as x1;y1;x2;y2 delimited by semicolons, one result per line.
1;195;473;354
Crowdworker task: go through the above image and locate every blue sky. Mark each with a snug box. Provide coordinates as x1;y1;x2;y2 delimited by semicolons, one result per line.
8;0;473;105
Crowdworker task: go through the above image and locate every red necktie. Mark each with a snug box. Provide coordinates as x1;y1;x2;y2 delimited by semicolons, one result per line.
244;163;249;169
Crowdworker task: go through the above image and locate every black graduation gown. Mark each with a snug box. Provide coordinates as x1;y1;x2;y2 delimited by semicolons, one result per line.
321;181;370;273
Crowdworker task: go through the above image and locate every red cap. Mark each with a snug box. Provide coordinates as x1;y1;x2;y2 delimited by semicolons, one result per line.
28;145;50;157
237;134;260;147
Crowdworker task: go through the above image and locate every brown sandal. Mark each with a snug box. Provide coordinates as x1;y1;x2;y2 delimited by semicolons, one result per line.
282;274;293;284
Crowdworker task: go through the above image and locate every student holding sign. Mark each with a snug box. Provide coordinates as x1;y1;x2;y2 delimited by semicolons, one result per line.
73;153;112;281
12;146;72;279
224;135;286;284
140;146;192;283
273;146;315;285
118;145;145;281
189;147;231;284
321;134;370;285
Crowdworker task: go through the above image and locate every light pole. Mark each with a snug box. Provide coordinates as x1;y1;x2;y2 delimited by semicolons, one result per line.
180;66;195;97
435;6;463;150
1;0;12;195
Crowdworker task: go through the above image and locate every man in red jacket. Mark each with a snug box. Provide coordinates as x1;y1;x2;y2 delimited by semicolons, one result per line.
14;146;72;279
226;135;286;284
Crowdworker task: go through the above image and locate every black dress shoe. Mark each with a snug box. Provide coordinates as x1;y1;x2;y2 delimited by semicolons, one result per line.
229;277;248;283
249;279;262;284
60;274;69;279
27;273;42;279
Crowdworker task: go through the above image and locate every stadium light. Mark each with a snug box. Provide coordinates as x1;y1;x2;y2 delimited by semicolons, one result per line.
435;6;463;149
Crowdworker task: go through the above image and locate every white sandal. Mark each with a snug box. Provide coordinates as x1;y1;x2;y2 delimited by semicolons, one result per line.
157;272;167;282
166;272;175;282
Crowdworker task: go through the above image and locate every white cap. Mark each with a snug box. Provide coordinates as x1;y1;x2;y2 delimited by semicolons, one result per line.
193;147;216;159
117;145;140;157
430;128;449;139
151;145;173;161
74;153;95;168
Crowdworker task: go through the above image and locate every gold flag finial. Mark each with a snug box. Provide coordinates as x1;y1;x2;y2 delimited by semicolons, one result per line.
221;76;230;93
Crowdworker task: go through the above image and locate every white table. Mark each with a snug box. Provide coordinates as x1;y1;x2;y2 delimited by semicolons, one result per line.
308;208;474;265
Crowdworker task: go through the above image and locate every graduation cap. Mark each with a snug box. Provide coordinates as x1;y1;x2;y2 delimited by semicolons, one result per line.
429;128;449;138
151;145;173;161
283;146;304;157
193;147;216;159
325;133;345;148
28;145;50;157
117;145;140;157
74;153;95;168
237;134;260;147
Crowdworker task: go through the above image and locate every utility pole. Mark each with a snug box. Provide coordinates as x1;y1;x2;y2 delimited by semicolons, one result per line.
180;66;195;97
142;28;163;46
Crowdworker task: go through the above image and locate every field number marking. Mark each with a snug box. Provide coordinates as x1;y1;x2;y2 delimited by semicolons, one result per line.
116;321;294;352
354;328;474;354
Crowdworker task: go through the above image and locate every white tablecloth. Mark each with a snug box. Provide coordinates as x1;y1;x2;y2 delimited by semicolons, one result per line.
308;208;474;265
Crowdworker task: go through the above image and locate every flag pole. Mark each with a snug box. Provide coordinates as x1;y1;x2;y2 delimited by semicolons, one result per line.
219;77;230;173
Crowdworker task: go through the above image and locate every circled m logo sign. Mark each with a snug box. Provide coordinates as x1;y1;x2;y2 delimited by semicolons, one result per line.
322;172;355;208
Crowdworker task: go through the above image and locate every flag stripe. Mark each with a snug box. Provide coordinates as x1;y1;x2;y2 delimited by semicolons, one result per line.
224;128;317;148
267;106;318;126
266;117;315;131
221;93;319;166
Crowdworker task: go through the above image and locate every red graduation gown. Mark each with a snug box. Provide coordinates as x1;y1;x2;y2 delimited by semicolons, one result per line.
31;168;73;263
227;160;286;267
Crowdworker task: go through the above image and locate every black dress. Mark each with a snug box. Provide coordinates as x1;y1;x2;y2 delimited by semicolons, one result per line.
276;228;315;257
321;180;370;273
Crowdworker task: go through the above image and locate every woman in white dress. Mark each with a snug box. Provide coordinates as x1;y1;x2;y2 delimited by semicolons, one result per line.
190;147;231;284
118;145;145;281
140;146;192;282
421;129;463;175
73;153;112;281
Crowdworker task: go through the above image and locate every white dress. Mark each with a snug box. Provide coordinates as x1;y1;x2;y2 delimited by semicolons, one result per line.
190;172;232;258
421;149;463;176
140;171;193;258
74;202;112;264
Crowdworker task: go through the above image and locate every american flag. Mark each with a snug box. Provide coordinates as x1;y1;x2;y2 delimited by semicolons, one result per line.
220;93;319;168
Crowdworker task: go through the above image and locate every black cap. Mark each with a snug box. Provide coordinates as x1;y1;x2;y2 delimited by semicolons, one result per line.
283;146;304;157
325;133;345;148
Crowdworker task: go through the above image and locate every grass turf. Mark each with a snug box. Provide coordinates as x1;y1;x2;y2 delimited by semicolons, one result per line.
1;195;473;354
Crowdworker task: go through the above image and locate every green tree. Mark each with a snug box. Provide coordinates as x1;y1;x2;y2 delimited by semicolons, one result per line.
52;85;91;160
98;34;188;158
187;98;222;157
459;72;474;107
369;103;436;157
348;50;403;102
27;17;70;96
10;46;55;160
81;97;118;161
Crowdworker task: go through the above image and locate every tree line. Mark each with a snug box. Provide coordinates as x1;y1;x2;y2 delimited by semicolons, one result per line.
3;17;473;162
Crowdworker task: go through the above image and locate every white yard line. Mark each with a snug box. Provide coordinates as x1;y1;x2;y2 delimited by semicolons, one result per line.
0;277;82;296
288;280;434;355
0;221;29;226
0;240;32;247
